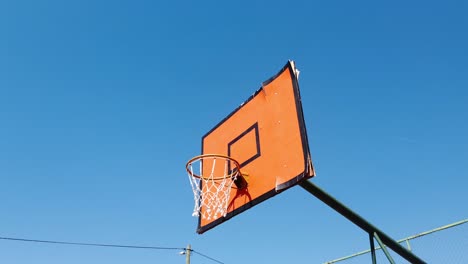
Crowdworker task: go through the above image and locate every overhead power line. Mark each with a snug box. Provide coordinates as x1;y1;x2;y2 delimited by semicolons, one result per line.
0;236;225;264
0;236;183;250
192;250;225;264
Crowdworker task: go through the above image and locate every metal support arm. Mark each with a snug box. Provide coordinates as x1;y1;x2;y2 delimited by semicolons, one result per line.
299;180;426;264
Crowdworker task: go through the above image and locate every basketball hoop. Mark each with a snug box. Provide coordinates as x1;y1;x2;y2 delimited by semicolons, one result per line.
186;154;246;220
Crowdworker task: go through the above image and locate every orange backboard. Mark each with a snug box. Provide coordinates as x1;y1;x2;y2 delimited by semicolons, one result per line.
198;61;315;234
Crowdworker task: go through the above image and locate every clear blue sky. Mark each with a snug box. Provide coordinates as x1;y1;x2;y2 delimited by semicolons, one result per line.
1;0;467;263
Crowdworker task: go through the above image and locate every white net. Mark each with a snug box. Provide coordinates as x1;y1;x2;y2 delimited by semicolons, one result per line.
186;155;239;220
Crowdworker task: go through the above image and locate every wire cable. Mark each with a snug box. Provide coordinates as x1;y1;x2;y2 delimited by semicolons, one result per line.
0;236;183;251
0;236;225;263
191;249;225;264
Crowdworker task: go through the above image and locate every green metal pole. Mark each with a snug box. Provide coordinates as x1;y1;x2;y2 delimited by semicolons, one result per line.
405;239;412;251
299;180;426;264
369;233;377;264
374;232;396;264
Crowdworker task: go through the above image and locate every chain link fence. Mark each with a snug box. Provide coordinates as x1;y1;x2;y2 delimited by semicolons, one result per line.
324;219;468;264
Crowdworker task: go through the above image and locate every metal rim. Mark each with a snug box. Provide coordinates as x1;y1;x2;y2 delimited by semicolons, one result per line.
186;154;241;181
